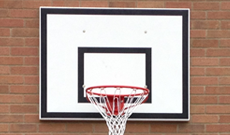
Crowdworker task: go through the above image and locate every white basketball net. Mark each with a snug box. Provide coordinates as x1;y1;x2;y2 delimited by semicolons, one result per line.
86;86;149;135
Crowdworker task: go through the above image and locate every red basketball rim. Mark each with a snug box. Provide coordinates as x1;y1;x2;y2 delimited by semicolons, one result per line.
86;85;149;97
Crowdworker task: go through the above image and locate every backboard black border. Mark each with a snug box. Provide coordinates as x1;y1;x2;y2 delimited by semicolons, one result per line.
78;47;152;103
40;7;190;121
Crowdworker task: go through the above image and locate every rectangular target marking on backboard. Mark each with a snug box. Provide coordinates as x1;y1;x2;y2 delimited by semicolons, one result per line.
40;7;190;121
77;47;151;103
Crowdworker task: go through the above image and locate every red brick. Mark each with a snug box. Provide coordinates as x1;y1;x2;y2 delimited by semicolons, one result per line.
0;28;10;36
126;123;150;133
24;76;39;84
9;9;38;18
0;76;23;84
190;67;205;76
52;0;66;6
0;124;9;132
190;86;205;94
206;86;230;95
191;115;218;123
208;11;230;19
165;2;192;8
25;38;39;46
0;38;24;46
0;57;23;65
191;95;217;104
0;1;3;8
10;85;38;94
219;115;230;123
220;39;230;47
190;49;205;57
10;105;37;113
0;18;24;27
221;21;230;29
178;124;205;133
206;68;230;76
150;124;176;132
26;134;52;135
52;134;79;135
0;104;9;113
191;77;218;85
94;122;108;133
191;11;206;20
12;28;39;37
0;115;23;123
191;58;219;66
135;134;163;135
66;1;80;7
221;2;230;10
220;58;230;66
24;95;39;104
193;2;219;10
207;30;230;38
191;39;218;48
0;47;10;55
81;1;108;7
3;0;22;8
0;66;10;74
220;77;230;85
24;114;39;123
206;124;230;132
66;123;93;132
4;134;33;135
0;94;23;103
25;19;39;28
11;66;38;75
191;20;220;29
39;123;66;132
219;96;230;104
109;2;135;7
137;1;164;8
206;105;230;114
0;9;8;17
191;30;206;38
22;0;52;8
25;57;39;65
0;85;9;93
11;47;38;56
10;124;37;132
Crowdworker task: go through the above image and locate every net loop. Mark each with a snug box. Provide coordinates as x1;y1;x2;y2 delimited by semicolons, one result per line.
86;85;149;135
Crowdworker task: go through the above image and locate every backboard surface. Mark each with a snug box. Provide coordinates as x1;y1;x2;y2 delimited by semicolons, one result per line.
40;7;190;121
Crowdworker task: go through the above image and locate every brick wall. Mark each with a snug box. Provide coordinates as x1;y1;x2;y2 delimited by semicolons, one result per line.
0;0;230;134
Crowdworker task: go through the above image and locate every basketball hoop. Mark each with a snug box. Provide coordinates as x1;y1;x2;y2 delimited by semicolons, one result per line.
86;85;149;135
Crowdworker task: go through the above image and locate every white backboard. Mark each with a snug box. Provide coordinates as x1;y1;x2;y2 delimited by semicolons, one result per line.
40;7;190;121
